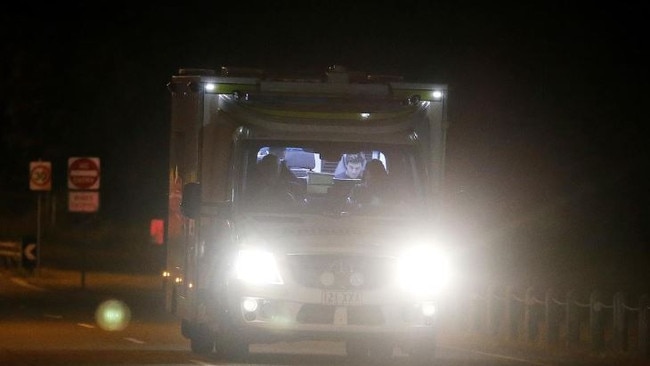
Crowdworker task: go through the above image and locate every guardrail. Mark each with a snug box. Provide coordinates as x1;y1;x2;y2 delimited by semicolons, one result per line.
0;240;21;268
452;285;650;359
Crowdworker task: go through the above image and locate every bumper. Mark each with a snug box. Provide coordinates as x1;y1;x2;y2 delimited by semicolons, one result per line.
223;285;438;343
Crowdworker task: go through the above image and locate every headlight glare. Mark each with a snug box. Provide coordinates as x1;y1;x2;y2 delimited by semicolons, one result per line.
397;246;451;295
234;249;283;285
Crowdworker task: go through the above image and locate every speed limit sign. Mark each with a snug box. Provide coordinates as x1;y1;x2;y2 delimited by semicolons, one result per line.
30;161;52;191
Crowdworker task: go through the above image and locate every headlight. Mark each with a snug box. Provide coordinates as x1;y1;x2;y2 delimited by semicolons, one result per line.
396;246;451;295
234;249;283;285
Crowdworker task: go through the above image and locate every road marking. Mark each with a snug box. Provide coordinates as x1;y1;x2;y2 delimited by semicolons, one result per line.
189;360;217;365
440;344;551;366
124;337;145;344
10;278;47;291
77;323;95;329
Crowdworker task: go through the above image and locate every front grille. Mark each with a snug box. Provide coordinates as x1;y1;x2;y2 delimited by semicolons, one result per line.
286;254;393;290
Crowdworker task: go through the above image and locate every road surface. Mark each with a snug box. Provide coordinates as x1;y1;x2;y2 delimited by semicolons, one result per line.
0;268;640;365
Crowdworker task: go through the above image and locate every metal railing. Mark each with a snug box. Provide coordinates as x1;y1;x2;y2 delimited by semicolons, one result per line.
449;284;650;359
0;240;21;268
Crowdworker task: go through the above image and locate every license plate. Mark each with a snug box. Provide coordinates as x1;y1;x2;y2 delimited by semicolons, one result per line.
321;290;363;305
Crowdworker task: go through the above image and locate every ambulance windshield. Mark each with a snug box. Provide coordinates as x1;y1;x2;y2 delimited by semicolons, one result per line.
238;142;426;217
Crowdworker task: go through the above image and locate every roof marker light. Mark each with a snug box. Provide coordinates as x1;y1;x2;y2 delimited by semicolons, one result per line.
432;90;443;100
233;90;249;101
408;95;421;105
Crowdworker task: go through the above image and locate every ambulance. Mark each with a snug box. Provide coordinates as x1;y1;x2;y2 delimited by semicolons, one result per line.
163;65;451;361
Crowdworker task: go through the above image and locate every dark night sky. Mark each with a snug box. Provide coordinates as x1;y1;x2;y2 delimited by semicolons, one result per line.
2;2;648;287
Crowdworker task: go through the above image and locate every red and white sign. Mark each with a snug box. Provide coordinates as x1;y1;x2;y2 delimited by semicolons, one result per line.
30;161;52;191
68;191;100;212
68;157;100;190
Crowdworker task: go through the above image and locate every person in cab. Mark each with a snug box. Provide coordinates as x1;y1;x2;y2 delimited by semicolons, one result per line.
249;153;302;208
334;152;366;179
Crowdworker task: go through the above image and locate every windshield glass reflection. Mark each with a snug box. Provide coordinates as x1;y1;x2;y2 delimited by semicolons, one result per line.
238;143;425;217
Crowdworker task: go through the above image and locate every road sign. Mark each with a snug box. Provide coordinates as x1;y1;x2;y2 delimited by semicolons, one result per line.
68;191;100;212
68;157;100;190
24;243;37;261
29;161;52;191
21;236;37;271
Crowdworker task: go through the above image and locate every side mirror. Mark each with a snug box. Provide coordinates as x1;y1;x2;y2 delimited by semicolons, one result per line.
180;182;201;219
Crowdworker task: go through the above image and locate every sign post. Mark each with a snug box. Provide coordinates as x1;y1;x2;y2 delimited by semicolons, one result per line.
29;161;52;275
67;157;101;288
